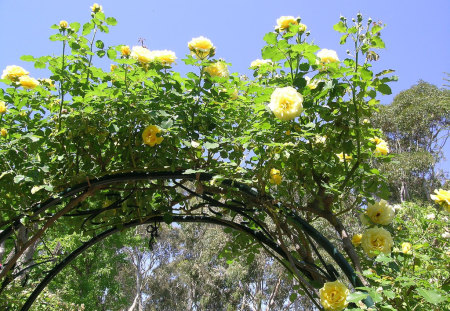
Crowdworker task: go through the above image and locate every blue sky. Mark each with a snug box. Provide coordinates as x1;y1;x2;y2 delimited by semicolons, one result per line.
0;0;449;173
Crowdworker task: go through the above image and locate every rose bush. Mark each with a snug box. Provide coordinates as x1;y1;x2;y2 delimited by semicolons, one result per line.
4;5;439;310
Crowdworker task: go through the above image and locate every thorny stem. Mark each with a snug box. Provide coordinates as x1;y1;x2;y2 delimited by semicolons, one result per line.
85;26;98;85
58;39;66;131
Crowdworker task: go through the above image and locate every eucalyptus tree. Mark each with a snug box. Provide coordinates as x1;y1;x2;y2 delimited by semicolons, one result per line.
372;81;450;202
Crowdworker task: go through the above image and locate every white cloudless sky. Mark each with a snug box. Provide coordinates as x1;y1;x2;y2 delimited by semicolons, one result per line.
0;0;449;173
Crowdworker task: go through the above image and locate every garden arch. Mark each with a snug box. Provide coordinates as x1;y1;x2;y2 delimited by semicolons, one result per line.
0;170;372;310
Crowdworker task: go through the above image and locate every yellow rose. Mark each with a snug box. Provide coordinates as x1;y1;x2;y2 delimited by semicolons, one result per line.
110;64;117;72
275;16;298;31
19;76;39;89
142;125;164;147
430;189;450;213
59;20;68;28
401;242;412;254
298;23;307;33
269;86;303;121
250;59;272;69
0;101;6;114
366;199;395;225
1;128;7;137
352;234;362;246
121;45;131;57
91;3;103;13
336;152;352;162
204;61;229;78
361;227;394;257
371;137;389;155
269;168;282;185
371;137;383;144
375;141;389;155
188;36;215;59
153;50;177;66
317;49;339;64
1;65;29;81
319;281;349;311
131;46;154;64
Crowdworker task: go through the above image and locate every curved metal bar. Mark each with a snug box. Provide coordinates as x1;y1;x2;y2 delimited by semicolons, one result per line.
20;214;324;311
287;212;374;308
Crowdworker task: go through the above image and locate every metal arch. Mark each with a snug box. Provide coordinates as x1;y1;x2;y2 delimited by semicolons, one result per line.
20;214;325;311
0;170;373;309
0;170;256;245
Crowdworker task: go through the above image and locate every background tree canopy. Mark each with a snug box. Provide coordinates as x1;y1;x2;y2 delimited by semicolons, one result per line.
372;81;449;202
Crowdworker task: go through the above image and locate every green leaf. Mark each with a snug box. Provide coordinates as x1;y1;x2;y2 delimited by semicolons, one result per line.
106;17;117;26
383;290;395;299
95;40;104;49
14;175;25;183
95;12;105;21
204;142;219;149
160;119;173;129
368;290;383;303
99;25;109;33
70;22;80;32
0;171;12;180
20;55;35;62
371;36;385;48
370;168;380;175
347;292;368;303
96;50;105;58
416;288;446;304
360;68;373;80
82;22;94;35
277;39;289;49
263;32;277;45
31;185;45;194
340;34;349;45
107;48;117;60
371;25;383;34
187;72;199;80
333;21;347;33
375;253;393;263
69;41;80;50
22;133;41;142
299;63;309;71
348;26;357;34
261;46;284;62
183;169;206;174
34;61;46;69
377;84;392;95
84;106;94;113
